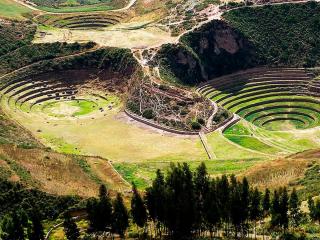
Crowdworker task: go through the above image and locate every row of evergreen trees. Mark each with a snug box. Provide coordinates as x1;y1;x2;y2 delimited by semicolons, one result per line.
136;163;303;239
2;162;320;239
80;163;317;239
0;208;44;240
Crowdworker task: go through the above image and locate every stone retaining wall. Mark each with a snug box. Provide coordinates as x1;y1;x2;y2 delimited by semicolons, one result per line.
124;109;200;135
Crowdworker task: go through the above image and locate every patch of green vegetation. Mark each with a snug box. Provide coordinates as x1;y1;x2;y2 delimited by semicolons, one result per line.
114;158;264;189
37;24;57;31
42;134;81;154
0;0;32;20
74;157;102;185
37;4;114;13
223;121;251;135
71;100;98;116
0;41;96;75
113;163;150;189
224;135;279;154
157;44;204;86
195;0;220;11
0;111;40;148
0;165;12;180
40;95;120;118
0;155;35;185
0;21;36;57
206;130;268;159
28;0;127;12
224;2;320;67
0;178;80;220
296;164;320;200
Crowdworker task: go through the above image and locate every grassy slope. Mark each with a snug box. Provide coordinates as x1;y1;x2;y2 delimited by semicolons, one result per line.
0;110;129;196
0;21;36;56
224;120;320;154
242;148;320;200
224;2;320;67
0;42;97;75
29;0;127;12
37;4;114;12
0;0;33;20
157;2;320;86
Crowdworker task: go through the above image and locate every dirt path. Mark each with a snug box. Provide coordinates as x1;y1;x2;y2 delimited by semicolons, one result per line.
12;0;40;11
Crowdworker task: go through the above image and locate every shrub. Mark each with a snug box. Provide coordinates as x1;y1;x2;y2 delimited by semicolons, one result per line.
279;232;307;240
197;118;205;125
191;121;201;130
127;101;140;114
142;109;155;119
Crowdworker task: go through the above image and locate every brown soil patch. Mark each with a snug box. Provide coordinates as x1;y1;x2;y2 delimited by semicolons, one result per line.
0;144;128;197
240;157;311;190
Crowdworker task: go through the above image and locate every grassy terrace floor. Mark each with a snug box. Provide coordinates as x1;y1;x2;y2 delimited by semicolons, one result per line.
0;0;33;19
3;67;320;188
37;4;115;13
0;87;272;188
200;68;320;159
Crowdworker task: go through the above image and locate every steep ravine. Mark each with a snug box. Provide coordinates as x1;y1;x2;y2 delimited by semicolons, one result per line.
155;20;259;86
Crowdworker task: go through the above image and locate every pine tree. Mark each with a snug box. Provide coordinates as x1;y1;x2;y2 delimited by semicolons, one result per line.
28;209;44;240
308;196;317;222
165;163;196;239
194;162;209;236
63;213;80;240
229;176;242;238
131;183;147;232
216;175;230;235
86;198;100;232
263;188;271;217
240;177;250;237
279;188;289;231
204;179;220;238
112;193;129;239
271;190;281;229
250;187;262;239
289;188;301;228
308;197;320;223
86;185;112;232
145;169;166;237
0;214;15;240
98;184;112;231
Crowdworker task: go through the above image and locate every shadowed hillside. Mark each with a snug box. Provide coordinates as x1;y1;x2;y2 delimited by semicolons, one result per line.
156;2;320;86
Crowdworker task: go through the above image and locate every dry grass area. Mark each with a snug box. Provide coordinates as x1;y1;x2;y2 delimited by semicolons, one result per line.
4;98;207;162
241;157;311;190
34;25;175;49
290;149;320;160
0;144;129;197
241;149;320;190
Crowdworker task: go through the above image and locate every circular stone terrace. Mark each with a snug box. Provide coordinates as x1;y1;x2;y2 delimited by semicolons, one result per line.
198;67;320;131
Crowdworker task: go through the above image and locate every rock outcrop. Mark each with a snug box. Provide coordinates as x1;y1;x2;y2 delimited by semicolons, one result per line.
156;20;259;85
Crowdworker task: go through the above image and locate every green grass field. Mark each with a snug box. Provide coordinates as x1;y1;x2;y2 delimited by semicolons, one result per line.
114;158;264;189
0;0;32;19
38;4;114;13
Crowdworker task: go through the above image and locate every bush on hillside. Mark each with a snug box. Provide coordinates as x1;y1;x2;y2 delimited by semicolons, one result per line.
142;109;155;119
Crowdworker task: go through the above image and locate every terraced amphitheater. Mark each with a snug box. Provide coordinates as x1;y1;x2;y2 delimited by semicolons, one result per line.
37;12;130;30
199;68;320;131
0;72;78;111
